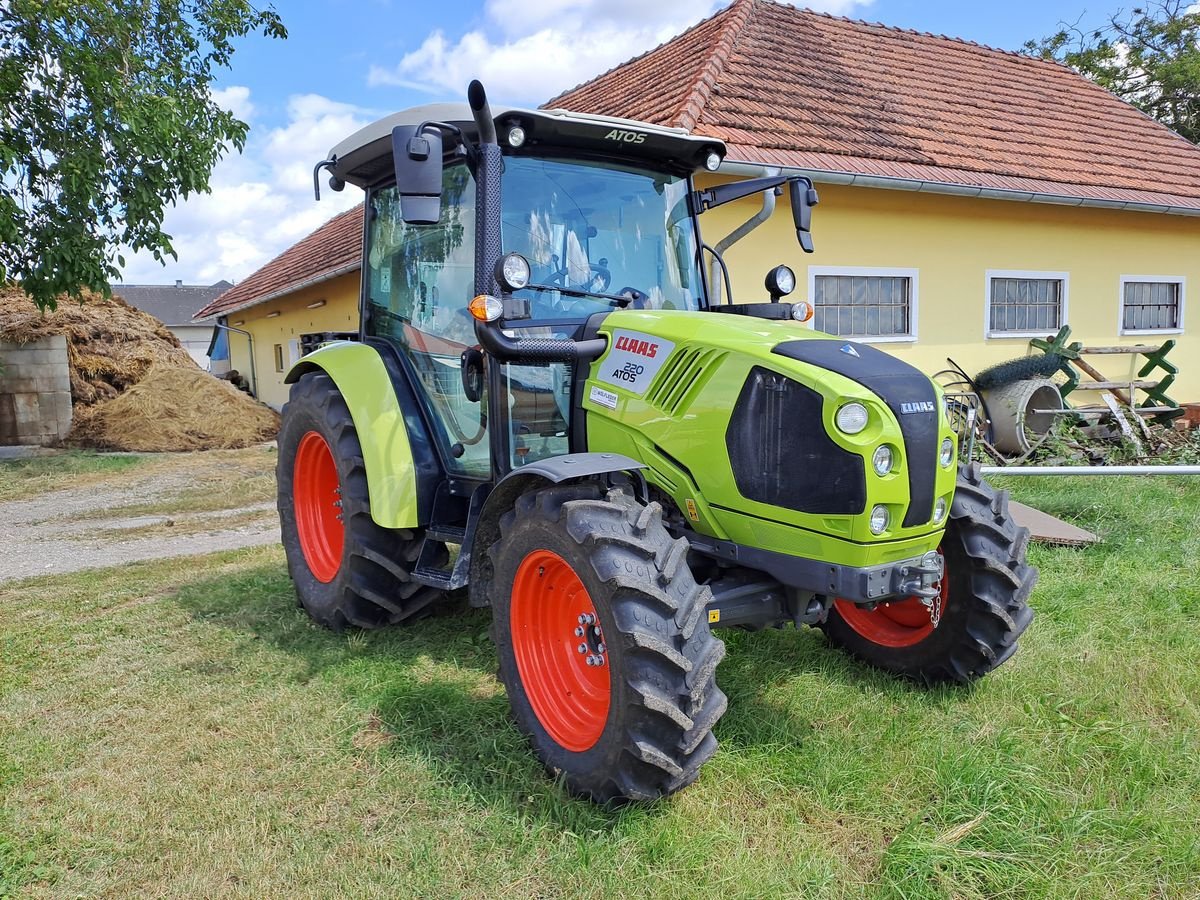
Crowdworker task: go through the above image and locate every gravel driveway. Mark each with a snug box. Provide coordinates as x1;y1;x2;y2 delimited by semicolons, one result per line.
0;448;281;583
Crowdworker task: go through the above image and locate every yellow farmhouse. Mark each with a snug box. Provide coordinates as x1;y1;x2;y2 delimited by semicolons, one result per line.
196;0;1200;407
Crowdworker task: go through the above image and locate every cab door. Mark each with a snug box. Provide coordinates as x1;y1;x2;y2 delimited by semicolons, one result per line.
364;164;491;478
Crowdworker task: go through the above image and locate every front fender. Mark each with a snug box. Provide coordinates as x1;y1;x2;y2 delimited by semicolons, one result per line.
286;341;419;529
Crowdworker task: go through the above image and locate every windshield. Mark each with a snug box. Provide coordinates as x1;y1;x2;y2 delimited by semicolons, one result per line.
500;156;703;320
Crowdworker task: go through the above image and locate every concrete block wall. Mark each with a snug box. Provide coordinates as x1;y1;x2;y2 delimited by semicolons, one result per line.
0;335;73;446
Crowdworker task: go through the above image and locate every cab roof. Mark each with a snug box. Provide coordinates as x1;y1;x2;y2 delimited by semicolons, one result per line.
327;103;726;188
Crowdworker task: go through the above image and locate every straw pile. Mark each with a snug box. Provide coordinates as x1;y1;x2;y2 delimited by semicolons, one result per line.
0;286;279;451
69;366;279;452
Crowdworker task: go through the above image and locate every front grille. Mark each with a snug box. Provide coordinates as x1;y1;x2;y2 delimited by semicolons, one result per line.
726;367;866;516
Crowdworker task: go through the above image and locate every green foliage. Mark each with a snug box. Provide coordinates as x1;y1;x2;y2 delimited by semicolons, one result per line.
0;1;286;310
1025;1;1200;143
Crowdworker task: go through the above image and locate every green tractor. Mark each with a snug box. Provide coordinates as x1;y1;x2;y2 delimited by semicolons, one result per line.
279;81;1036;802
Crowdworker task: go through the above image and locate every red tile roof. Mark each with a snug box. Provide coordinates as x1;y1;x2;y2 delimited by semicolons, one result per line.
546;0;1200;210
194;204;363;320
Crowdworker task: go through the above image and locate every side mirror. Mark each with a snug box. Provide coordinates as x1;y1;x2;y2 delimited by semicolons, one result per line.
392;125;443;225
788;178;819;253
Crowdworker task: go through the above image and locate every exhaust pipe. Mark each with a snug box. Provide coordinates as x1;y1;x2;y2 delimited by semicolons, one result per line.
468;80;497;145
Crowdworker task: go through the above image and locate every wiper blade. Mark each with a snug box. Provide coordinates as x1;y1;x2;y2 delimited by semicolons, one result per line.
522;282;634;307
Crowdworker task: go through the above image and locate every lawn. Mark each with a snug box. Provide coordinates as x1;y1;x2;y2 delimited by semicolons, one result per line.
1;476;1199;898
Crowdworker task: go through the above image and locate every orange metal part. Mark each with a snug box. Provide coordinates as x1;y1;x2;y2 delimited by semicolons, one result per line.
510;549;611;752
293;430;344;583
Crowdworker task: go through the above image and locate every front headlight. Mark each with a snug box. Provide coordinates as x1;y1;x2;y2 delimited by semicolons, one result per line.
872;445;894;476
869;504;890;535
940;436;955;467
933;496;948;523
836;402;869;435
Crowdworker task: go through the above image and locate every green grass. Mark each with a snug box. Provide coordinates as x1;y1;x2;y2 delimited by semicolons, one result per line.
0;451;145;501
2;477;1200;897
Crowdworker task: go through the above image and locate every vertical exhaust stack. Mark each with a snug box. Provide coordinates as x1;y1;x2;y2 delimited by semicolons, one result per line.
468;80;497;145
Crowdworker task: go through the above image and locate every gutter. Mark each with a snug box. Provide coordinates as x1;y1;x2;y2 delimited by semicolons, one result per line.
193;262;360;324
718;160;1200;218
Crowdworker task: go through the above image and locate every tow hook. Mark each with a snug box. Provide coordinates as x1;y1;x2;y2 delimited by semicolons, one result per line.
896;550;944;605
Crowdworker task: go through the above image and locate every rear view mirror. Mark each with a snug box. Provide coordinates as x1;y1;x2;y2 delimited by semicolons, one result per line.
788;178;819;253
392;125;443;225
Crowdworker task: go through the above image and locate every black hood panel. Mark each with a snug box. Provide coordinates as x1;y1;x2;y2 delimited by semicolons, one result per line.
772;339;939;528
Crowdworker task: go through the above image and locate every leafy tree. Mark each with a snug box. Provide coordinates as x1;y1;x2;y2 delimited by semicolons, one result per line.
1025;1;1200;144
0;1;286;310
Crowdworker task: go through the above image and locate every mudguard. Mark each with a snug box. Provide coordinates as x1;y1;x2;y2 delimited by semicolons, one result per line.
285;341;420;529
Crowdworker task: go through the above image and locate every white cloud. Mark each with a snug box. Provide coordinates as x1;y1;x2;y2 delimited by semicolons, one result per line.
116;88;371;289
369;0;874;105
211;85;255;123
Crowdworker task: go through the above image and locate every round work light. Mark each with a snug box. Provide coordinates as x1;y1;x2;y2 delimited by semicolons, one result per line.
494;252;531;292
765;265;796;301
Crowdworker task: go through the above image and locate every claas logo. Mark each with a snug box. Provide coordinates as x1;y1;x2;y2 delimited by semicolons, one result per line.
615;335;659;357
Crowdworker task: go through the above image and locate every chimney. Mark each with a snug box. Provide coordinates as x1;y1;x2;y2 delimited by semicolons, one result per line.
175;279;182;288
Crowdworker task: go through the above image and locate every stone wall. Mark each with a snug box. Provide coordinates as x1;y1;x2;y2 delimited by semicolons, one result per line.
0;335;72;446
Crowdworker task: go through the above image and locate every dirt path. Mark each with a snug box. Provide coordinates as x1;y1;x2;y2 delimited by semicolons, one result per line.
0;447;281;582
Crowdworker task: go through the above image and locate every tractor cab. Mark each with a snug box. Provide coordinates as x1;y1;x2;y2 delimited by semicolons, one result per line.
278;82;1036;804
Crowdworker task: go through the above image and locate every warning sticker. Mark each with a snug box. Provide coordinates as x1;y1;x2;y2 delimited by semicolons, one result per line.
588;385;619;410
708;609;720;624
596;330;675;396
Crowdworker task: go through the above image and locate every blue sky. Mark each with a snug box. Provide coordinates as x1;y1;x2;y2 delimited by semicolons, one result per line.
119;0;1110;288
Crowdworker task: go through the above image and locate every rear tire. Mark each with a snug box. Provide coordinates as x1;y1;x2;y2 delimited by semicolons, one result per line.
821;462;1036;683
487;483;727;802
278;371;446;630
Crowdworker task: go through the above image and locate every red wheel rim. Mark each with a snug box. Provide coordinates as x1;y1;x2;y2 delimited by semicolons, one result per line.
293;431;344;583
510;549;610;752
834;554;948;648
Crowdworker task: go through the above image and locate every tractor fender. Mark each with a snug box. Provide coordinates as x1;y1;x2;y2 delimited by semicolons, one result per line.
467;452;646;608
285;341;426;529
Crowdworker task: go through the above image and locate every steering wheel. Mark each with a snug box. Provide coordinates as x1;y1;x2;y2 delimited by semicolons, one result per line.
548;263;611;294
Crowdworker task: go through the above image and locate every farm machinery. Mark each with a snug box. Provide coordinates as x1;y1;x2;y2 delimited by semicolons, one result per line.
277;81;1036;802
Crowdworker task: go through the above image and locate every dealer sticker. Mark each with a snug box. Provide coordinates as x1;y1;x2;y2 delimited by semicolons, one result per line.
597;330;675;396
588;385;619;410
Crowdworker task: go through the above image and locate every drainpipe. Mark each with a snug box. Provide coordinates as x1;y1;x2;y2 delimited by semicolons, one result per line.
213;320;257;398
709;165;781;306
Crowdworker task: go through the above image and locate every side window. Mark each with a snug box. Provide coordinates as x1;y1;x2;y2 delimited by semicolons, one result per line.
365;166;490;477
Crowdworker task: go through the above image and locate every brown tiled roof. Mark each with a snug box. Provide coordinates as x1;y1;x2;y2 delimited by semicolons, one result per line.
194;204;364;320
547;0;1200;210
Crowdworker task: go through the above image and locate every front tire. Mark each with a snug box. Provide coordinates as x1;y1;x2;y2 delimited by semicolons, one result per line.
277;371;445;630
821;463;1036;683
487;483;727;802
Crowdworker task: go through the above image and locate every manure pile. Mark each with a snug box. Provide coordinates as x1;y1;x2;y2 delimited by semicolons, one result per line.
0;287;278;451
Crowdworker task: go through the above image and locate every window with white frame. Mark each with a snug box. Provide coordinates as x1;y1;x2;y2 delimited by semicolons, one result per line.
1120;277;1183;333
810;268;916;340
986;272;1067;336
